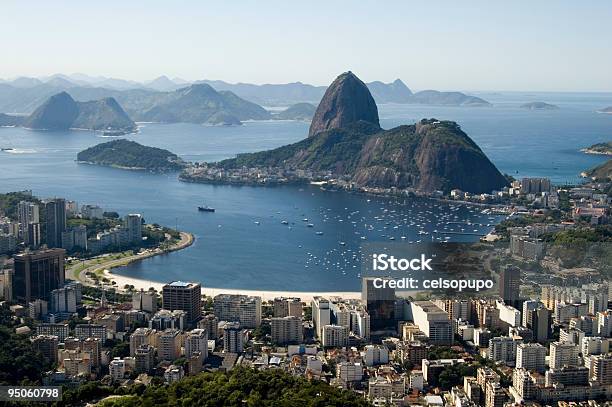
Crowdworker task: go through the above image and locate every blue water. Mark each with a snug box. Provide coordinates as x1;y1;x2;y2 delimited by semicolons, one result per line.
1;92;611;291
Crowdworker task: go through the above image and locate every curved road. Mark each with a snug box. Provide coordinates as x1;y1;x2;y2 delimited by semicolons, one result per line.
66;231;193;287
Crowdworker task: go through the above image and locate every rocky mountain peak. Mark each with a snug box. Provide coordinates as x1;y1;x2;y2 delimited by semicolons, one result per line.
308;71;380;137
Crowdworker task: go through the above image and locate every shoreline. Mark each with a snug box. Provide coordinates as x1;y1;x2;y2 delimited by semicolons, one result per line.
104;269;361;302
580;148;612;156
70;231;360;301
67;231;194;287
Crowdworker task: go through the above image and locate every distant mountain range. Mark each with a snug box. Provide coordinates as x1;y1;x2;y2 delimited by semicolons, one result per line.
202;72;508;194
0;74;490;114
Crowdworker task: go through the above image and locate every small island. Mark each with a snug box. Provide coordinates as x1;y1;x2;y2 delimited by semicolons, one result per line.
580;141;612;156
520;101;559;110
77;139;187;171
597;106;612;114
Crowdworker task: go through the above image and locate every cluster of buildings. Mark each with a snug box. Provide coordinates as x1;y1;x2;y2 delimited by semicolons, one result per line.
0;192;143;255
1;245;610;405
2;180;612;404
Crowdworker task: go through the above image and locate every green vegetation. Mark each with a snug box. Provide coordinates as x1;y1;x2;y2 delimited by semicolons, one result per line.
0;191;40;220
77;139;186;172
67;217;121;239
61;367;371;407
583;159;612;181
430;364;476;390
0;305;49;385
209;118;507;193
582;141;612;155
543;225;612;243
427;346;461;360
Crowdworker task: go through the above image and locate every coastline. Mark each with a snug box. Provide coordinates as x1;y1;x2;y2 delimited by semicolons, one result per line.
103;269;361;302
580;148;612;156
67;231;194;287
69;231;360;301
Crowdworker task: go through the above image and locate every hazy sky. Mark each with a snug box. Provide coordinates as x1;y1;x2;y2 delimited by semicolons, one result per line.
2;1;611;91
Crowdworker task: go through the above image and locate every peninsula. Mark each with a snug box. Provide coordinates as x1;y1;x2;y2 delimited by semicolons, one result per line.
581;159;612;181
581;141;612;156
180;72;508;194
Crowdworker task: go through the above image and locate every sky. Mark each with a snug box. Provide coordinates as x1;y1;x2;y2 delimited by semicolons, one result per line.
2;1;612;92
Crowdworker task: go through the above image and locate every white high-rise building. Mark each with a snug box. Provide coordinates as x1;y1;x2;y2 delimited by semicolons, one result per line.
410;301;453;345
273;297;302;318
271;316;302;344
50;285;77;313
124;214;143;244
364;345;389;366
488;336;517;365
496;300;521;327
312;296;330;338
549;341;579;369
581;337;610;356
597;311;610;337
322;324;348;348
184;328;208;361
213;294;261;328
158;329;181;361
516;343;547;372
17;201;39;241
132;289;157;313
109;358;126;381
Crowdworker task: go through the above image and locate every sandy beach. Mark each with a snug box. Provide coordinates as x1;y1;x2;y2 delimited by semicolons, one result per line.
103;268;360;302
69;231;360;302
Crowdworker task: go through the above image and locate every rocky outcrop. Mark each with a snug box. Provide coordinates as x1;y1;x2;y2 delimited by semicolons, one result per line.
351;120;508;192
23;92;135;131
23;91;79;130
308;72;379;137
582;159;612;181
213;72;508;194
73;97;136;131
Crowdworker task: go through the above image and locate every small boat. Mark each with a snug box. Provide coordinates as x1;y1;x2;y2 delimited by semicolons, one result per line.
307;223;314;228
281;220;289;225
254;221;260;225
316;231;324;235
198;206;215;212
